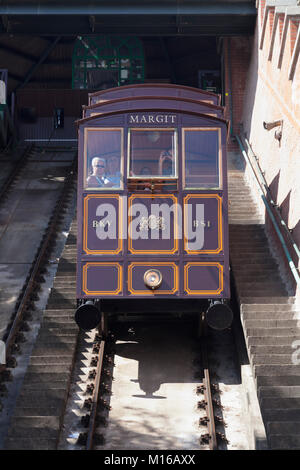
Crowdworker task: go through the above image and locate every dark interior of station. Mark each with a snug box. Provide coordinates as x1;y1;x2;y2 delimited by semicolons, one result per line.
2;36;221;92
1;35;223;142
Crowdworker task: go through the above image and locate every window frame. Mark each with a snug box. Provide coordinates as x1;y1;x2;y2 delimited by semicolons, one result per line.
84;127;124;191
182;127;222;190
127;127;178;180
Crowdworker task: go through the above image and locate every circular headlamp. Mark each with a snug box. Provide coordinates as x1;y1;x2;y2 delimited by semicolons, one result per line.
143;269;163;290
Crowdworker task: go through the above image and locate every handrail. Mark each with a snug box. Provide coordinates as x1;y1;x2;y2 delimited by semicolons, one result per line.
243;136;300;261
236;134;300;288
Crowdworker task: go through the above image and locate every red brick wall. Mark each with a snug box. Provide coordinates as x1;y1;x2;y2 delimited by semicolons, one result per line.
223;37;252;150
290;20;299;56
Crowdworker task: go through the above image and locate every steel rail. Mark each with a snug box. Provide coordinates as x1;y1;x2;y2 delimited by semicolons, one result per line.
0;145;33;201
4;150;77;361
86;339;106;450
199;317;218;450
236;135;300;288
202;357;217;449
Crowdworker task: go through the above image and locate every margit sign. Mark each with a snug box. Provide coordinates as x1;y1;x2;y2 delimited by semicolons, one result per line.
128;114;177;124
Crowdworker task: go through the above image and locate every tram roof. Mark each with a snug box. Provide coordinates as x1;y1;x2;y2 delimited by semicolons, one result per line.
76;107;229;129
89;84;221;107
83;96;225;119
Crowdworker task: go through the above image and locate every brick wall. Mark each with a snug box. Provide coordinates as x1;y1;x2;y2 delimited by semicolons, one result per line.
223;37;252;151
241;0;300;298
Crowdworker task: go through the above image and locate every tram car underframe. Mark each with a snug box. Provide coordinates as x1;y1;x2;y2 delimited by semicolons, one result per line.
74;84;233;332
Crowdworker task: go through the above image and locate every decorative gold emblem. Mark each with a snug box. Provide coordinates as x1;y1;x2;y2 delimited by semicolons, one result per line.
139;215;166;231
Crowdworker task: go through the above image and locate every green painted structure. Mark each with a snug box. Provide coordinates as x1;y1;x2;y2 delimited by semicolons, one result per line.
72;36;144;90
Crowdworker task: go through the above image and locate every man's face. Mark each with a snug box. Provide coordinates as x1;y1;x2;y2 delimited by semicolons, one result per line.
108;156;119;174
92;158;105;176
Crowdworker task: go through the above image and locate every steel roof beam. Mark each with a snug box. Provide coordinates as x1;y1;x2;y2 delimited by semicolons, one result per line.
0;2;257;15
15;35;61;90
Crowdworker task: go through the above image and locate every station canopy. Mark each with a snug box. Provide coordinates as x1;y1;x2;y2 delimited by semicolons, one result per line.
0;1;256;36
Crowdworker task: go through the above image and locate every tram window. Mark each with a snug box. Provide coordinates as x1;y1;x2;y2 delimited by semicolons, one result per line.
84;129;123;189
183;129;220;189
128;129;177;178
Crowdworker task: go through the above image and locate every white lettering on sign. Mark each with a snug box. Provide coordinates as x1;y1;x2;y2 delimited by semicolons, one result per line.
129;114;176;124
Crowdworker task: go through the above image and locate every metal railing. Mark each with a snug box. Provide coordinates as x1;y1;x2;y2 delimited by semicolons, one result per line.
236;134;300;289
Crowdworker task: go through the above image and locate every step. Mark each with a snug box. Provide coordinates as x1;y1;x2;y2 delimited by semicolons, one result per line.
230;247;271;253
250;345;298;355
255;365;300;376
22;372;71;384
268;434;300;449
244;319;297;328
248;336;300;346
257;376;300;387
230;253;276;262
46;301;77;309
15;393;66;410
232;265;278;273
229;207;260;212
30;355;75;365
252;354;296;365
13;407;61;418
44;309;75;316
241;304;298;312
34;336;77;349
229;224;265;230
229;226;266;233
236;276;283;283
228;219;263;224
5;438;57;450
21;380;70;391
236;283;286;292
241;297;295;304
36;335;77;346
263;408;300;421
228;210;260;216
230;258;277;266
53;275;76;282
38;326;78;335
48;291;77;300
43;317;76;326
24;364;73;374
7;416;60;439
261;398;300;410
240;291;288;298
52;280;76;288
246;327;300;337
241;310;295;319
258;386;300;399
55;265;76;274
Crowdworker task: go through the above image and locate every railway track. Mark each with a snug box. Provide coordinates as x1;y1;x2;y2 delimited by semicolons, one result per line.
3;153;77;368
59;315;247;451
0;146;77;448
0;145;33;202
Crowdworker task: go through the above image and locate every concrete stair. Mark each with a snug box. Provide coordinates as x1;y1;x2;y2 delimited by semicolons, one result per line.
228;170;300;450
